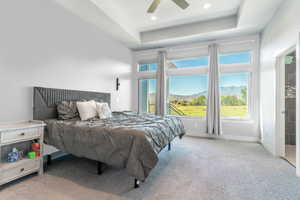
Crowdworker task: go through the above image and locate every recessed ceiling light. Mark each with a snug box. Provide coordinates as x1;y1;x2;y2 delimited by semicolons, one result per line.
203;3;212;9
151;16;157;21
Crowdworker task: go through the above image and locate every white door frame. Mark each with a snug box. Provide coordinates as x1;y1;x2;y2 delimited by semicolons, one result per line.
275;46;296;157
275;50;288;157
296;33;300;176
275;33;300;176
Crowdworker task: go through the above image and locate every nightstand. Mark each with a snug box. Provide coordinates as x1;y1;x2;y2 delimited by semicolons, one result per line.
0;121;45;186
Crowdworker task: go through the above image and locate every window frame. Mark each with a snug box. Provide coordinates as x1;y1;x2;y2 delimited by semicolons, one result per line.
137;59;210;119
138;78;157;114
219;72;252;120
219;50;256;121
134;36;259;122
169;56;210;70
219;50;253;65
167;74;209;119
138;63;158;72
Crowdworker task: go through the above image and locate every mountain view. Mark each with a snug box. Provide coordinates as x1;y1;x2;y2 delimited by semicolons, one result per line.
146;85;248;117
149;86;247;101
141;53;251;117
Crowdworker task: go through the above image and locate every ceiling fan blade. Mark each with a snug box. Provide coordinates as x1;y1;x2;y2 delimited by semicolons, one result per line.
147;0;161;13
171;0;189;9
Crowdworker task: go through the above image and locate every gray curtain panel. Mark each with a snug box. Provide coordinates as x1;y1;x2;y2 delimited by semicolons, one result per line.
155;51;167;116
206;44;221;135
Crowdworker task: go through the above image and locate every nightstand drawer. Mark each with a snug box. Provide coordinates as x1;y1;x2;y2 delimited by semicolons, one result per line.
0;159;40;184
1;128;42;144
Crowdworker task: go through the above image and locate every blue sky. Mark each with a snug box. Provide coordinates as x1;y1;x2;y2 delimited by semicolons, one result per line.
142;52;250;95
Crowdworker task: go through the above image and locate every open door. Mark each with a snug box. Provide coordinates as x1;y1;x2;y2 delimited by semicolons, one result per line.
275;33;300;176
276;49;296;164
296;33;300;176
275;55;286;157
284;52;297;165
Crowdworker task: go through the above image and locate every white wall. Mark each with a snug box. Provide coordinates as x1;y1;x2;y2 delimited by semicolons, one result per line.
260;0;300;154
0;0;133;122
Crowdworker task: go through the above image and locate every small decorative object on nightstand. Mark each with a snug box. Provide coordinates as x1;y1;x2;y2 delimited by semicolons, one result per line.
0;121;45;186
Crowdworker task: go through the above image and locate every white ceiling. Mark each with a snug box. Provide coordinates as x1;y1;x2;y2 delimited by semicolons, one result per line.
94;0;242;32
55;0;284;50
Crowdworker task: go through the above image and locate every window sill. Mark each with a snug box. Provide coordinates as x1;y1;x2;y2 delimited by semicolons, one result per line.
169;115;204;120
221;118;255;124
221;116;252;121
170;115;254;123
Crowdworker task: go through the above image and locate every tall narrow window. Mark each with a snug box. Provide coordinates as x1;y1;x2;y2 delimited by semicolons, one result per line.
168;75;208;117
219;72;249;118
139;79;157;113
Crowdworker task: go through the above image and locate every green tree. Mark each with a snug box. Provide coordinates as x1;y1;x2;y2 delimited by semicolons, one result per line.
221;96;239;106
221;95;247;106
189;96;206;106
198;96;206;106
241;88;247;105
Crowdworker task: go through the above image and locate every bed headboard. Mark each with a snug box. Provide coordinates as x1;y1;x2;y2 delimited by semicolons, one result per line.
33;87;111;120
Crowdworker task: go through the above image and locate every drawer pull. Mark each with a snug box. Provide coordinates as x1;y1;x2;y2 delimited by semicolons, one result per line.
20;168;25;173
20;133;25;136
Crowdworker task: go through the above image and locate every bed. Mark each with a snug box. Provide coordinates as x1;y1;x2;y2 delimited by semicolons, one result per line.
33;87;185;188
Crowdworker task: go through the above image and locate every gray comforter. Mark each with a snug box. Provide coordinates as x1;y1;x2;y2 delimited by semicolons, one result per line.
45;112;185;181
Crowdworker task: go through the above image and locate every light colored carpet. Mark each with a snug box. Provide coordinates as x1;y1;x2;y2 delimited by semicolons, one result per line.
1;137;300;200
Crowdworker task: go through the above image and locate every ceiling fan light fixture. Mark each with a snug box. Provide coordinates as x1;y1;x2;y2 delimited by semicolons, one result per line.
203;3;212;9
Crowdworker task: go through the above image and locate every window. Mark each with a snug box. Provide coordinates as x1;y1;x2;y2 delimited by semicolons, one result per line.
219;51;251;65
139;64;158;72
139;57;209;71
170;57;209;69
219;73;249;118
168;75;208;117
136;40;257;121
139;79;156;113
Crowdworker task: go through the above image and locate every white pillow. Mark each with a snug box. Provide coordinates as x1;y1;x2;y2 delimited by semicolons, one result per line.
76;100;97;121
96;102;112;119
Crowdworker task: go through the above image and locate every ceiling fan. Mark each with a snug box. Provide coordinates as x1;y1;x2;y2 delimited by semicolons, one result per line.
147;0;190;13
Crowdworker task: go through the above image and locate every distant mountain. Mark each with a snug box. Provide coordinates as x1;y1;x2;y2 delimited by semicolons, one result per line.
149;86;246;101
220;86;246;96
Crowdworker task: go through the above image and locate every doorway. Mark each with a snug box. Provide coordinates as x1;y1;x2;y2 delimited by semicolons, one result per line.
284;51;297;166
275;47;297;167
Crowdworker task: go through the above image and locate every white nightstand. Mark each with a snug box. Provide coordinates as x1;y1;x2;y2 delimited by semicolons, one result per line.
0;121;45;186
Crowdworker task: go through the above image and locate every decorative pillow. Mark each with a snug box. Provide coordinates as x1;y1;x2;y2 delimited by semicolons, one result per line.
57;101;79;120
96;102;112;119
76;100;97;121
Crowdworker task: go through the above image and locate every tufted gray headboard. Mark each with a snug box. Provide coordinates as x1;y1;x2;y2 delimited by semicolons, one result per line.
33;87;111;120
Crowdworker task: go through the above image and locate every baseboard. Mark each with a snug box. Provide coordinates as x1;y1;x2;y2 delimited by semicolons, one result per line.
186;132;260;143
